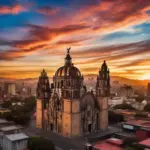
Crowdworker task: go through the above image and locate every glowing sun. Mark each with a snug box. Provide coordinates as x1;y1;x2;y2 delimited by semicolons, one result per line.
141;74;150;80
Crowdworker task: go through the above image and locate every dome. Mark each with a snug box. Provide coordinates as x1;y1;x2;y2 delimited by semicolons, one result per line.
55;48;81;77
55;65;81;77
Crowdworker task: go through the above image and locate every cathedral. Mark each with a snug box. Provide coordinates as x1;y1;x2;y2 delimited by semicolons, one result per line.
36;48;110;137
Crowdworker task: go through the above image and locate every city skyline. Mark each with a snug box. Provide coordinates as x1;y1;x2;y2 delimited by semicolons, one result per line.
0;0;150;80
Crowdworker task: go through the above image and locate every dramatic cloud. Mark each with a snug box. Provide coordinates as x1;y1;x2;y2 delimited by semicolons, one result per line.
74;40;150;64
0;23;89;60
0;4;26;14
72;0;150;33
0;0;150;79
117;59;150;68
36;6;59;15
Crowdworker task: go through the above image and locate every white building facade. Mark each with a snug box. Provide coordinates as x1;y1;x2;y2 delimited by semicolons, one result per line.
2;133;28;150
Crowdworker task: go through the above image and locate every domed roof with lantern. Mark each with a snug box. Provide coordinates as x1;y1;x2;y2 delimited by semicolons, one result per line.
55;48;82;78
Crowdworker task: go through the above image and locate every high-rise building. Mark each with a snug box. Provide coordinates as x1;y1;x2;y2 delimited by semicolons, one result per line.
8;83;16;95
3;82;16;96
36;48;110;137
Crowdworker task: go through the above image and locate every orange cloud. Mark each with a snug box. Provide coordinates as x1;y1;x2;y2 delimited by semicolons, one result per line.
117;59;150;68
71;0;150;33
0;23;89;60
74;40;150;64
0;4;26;14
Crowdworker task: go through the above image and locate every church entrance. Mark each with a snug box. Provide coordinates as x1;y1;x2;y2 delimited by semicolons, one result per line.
50;123;53;130
88;124;92;132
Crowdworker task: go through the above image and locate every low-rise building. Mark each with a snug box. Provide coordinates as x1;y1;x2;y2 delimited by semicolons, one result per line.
2;133;28;150
0;125;23;135
0;119;14;128
109;97;124;107
118;85;134;97
123;120;150;141
138;138;150;150
129;100;147;110
0;108;11;114
92;138;124;150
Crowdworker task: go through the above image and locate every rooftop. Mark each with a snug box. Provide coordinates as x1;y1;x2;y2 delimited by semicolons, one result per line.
125;120;150;129
115;132;136;138
138;138;150;148
93;138;124;150
5;133;28;141
1;125;23;132
0;119;8;124
106;138;124;145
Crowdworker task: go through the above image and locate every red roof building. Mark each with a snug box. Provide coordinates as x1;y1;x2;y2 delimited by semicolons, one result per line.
93;138;124;150
138;138;150;149
123;120;150;141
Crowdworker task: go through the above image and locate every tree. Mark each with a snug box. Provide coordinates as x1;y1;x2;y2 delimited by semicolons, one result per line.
27;137;55;150
144;104;150;112
125;147;143;150
11;96;21;102
1;96;36;125
114;103;134;110
136;95;145;103
135;112;148;118
124;137;138;146
1;101;11;108
108;111;124;124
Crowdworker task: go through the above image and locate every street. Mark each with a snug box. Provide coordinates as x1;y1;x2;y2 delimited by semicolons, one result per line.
24;126;84;150
24;118;121;150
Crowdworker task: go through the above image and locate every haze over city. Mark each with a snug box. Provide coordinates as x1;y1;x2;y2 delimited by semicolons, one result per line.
0;0;150;80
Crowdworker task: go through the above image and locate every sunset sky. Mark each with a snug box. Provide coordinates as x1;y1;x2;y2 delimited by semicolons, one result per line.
0;0;150;80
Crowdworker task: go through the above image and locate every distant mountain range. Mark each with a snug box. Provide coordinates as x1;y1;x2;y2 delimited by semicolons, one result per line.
0;75;149;89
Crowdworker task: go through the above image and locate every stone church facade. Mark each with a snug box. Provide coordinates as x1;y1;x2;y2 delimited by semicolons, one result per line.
36;48;110;137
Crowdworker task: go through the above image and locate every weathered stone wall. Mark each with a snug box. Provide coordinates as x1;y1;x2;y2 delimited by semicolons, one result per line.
62;99;71;137
71;100;81;136
98;97;109;130
36;99;43;129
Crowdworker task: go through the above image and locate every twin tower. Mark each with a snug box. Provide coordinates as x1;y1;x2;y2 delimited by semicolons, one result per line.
36;48;110;137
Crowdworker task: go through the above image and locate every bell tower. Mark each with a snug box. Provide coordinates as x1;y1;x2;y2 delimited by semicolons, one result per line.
96;60;110;130
36;69;51;129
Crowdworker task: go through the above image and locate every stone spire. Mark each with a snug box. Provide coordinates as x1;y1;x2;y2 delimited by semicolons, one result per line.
37;69;51;109
96;60;110;97
101;60;108;72
41;69;47;77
